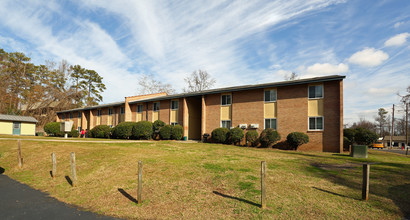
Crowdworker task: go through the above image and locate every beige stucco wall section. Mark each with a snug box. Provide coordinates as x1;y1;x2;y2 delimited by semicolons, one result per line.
308;99;324;116
0;121;12;135
264;102;277;118
21;123;36;135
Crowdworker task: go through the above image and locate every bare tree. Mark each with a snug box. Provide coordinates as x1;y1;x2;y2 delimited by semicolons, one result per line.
137;74;175;95
374;108;388;136
285;72;299;81
183;69;216;92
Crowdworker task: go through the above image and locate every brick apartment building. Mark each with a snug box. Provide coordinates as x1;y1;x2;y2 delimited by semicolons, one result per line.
56;75;345;152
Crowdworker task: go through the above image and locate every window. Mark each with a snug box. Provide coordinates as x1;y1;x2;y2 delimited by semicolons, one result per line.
137;105;143;113
171;122;178;126
97;110;101;117
78;112;81;118
62;114;65;119
69;113;73;119
308;85;323;99
264;90;277;102
265;118;277;130
309;117;323;130
120;107;125;114
221;94;232;106
171;100;179;110
108;108;113;116
77;127;81;132
221;120;231;128
153;102;160;111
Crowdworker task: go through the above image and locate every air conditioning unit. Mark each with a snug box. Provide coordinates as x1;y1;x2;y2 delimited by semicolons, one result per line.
239;124;247;129
250;124;259;129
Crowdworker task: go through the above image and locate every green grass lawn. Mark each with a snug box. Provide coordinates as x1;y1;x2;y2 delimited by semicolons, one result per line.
0;137;409;219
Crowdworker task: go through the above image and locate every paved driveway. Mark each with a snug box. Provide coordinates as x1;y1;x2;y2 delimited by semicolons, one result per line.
0;174;119;220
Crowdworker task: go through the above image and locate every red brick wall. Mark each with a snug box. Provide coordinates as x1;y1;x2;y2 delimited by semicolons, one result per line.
205;94;220;134
323;80;343;152
232;89;264;133
160;100;170;124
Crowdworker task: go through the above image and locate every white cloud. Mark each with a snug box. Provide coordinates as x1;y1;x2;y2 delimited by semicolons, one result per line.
305;63;349;75
394;21;404;28
384;32;410;47
348;48;389;67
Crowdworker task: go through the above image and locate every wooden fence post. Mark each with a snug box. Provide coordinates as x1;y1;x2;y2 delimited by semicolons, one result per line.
362;164;370;201
261;161;266;209
138;161;143;204
17;140;23;168
70;152;77;187
51;152;56;179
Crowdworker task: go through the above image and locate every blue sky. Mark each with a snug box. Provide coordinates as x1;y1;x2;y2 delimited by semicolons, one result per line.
0;0;409;124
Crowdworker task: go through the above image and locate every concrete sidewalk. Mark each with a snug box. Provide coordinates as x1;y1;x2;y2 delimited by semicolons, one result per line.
0;174;119;220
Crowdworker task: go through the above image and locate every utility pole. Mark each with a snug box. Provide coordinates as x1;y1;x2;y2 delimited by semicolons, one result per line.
390;104;395;149
406;102;408;155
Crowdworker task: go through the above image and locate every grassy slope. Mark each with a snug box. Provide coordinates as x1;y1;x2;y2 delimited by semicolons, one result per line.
0;139;409;219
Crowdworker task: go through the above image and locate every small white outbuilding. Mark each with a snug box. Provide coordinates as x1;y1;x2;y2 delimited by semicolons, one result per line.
0;114;38;136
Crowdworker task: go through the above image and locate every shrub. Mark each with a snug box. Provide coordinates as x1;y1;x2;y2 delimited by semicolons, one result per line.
171;125;183;140
111;122;137;139
343;128;356;145
36;132;44;136
343;137;351;151
211;128;230;143
90;125;111;138
159;125;173;140
246;130;259;147
68;127;79;137
227;127;244;145
44;122;63;137
286;132;309;150
259;128;281;148
354;127;378;146
132;121;153;140
153;120;165;139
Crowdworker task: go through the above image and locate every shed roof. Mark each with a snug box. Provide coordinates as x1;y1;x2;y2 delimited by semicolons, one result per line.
0;114;38;123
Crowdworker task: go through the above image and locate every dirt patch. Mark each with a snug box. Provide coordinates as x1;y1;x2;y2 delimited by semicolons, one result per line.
311;162;362;171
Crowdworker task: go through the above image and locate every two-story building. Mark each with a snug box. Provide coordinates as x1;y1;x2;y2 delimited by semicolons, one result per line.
56;75;345;152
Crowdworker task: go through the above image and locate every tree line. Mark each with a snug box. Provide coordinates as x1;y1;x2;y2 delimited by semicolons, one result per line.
346;86;410;137
0;48;216;128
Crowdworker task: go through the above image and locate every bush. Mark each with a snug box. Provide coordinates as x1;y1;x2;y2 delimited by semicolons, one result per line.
171;125;183;140
246;130;259;147
90;125;111;138
111;122;137;139
44;122;63;137
343;128;356;145
132;121;153;140
153;120;165;139
286;132;309;150
259;128;281;148
211;128;230;143
354;127;378;146
343;137;351;150
68;127;79;137
227;127;244;145
36;132;44;136
159;125;173;140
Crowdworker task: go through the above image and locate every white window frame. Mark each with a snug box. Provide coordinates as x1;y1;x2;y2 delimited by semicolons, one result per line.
308;116;324;131
97;110;102;117
264;118;277;130
137;105;143;113
221;94;232;106
171;122;178;126
120;107;125;114
221;120;231;128
308;85;324;99
264;89;277;102
153;102;160;112
108;108;113;116
171;100;179;110
78;112;82;118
